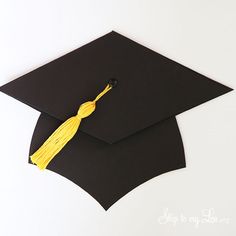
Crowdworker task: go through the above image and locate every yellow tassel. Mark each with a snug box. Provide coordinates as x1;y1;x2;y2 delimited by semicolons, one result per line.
30;84;112;170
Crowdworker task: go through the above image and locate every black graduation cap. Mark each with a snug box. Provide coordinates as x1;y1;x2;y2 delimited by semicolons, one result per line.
0;31;232;210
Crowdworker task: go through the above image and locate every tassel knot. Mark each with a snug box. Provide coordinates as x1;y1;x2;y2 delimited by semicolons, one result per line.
76;101;96;119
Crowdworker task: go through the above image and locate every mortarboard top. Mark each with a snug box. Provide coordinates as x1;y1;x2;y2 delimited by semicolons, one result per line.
0;31;232;209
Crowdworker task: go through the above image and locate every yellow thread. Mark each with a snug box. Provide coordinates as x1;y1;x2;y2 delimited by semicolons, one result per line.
30;84;112;170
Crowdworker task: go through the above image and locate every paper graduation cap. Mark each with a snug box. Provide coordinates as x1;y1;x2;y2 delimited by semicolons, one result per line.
0;31;232;210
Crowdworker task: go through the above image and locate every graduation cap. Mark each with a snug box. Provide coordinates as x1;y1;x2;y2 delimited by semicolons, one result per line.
0;31;232;210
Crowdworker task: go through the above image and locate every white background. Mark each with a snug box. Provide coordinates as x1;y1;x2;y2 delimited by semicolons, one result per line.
0;0;235;235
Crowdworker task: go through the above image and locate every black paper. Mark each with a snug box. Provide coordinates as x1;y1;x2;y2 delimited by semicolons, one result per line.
0;31;232;209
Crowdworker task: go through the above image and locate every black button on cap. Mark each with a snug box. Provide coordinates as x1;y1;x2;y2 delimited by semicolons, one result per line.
108;78;118;88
